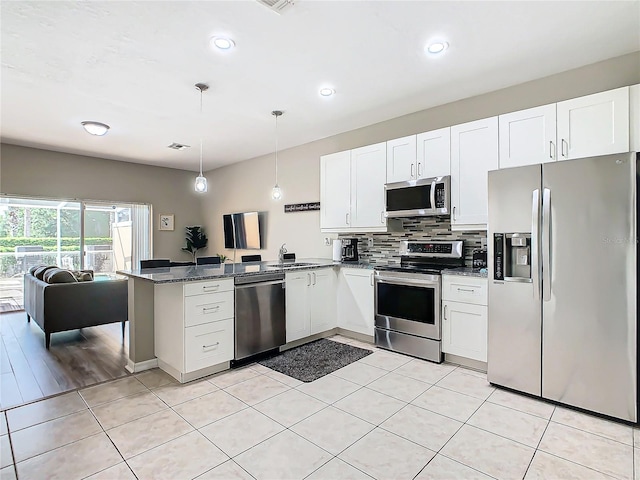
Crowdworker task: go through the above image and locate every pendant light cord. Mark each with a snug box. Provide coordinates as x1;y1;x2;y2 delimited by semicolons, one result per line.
274;113;279;185
199;87;204;176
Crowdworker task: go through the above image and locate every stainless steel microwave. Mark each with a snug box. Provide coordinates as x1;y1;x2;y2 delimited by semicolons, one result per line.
384;176;451;217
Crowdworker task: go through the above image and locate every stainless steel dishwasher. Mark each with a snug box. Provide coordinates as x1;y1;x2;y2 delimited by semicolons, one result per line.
234;273;286;360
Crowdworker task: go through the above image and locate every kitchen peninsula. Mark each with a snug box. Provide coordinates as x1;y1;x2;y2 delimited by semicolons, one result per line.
118;260;373;382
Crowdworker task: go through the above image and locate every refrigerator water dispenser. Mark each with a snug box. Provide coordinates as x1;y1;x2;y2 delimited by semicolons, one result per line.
493;233;531;281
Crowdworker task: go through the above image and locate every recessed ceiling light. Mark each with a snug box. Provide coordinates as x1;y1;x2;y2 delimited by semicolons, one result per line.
211;36;235;50
319;88;335;97
81;121;110;136
426;41;449;55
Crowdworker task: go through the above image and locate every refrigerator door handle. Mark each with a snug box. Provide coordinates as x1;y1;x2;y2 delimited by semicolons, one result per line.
532;189;541;300
542;188;551;301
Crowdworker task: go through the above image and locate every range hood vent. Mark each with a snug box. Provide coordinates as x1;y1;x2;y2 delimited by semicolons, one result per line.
256;0;295;14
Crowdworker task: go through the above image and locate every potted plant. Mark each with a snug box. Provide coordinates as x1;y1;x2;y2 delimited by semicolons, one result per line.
181;226;208;262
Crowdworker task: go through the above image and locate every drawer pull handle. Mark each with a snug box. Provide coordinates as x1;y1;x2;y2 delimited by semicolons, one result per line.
202;285;219;291
202;306;220;313
457;288;475;293
202;342;220;351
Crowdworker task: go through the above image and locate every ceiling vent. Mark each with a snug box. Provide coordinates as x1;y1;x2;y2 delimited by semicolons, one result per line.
256;0;295;14
168;142;190;151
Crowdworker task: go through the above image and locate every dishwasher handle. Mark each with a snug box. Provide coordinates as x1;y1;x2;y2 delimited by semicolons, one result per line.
235;279;285;289
234;273;285;285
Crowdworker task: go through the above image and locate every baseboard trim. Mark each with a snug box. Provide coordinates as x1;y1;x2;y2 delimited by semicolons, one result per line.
125;358;158;374
336;328;374;344
444;353;487;373
157;359;230;384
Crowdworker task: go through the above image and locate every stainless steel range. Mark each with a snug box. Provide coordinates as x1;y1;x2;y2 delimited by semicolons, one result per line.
374;240;464;363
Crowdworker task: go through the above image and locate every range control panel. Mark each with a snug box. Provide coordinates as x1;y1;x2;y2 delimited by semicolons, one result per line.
399;240;464;258
408;243;452;254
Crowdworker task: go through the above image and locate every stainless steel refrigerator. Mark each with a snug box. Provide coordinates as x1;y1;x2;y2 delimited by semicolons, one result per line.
487;152;637;422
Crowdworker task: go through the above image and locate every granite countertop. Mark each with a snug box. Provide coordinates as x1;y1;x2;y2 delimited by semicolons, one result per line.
117;258;372;284
441;267;488;278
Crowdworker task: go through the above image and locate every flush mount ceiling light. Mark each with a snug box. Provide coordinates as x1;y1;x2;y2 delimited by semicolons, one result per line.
319;87;335;97
426;41;449;55
271;110;284;201
211;36;235;50
81;121;110;136
194;83;209;194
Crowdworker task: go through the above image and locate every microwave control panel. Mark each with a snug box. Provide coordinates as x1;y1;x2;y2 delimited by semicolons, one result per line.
435;184;446;208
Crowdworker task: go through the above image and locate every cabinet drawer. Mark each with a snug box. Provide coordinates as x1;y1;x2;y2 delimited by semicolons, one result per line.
185;320;234;372
442;275;487;305
184;278;233;297
184;291;234;327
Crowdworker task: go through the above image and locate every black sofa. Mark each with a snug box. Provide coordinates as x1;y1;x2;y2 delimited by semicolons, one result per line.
24;267;128;348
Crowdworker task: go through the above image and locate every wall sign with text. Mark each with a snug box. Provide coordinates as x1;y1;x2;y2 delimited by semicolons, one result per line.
284;202;320;213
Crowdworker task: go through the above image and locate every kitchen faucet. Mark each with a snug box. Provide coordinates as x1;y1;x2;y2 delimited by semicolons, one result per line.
278;243;287;264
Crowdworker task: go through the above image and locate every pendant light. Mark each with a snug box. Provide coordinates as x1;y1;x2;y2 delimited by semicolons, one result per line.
271;110;283;200
194;83;209;193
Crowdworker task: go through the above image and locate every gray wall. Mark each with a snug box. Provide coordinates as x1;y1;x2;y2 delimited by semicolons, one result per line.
201;51;640;262
0;144;204;260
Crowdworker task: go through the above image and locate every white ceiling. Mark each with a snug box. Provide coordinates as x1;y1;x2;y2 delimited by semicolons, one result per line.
1;1;639;173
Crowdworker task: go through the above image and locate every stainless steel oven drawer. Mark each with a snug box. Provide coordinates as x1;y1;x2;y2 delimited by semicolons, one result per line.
375;327;442;363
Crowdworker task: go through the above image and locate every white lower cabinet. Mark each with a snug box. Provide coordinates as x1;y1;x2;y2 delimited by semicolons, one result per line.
285;268;336;343
155;278;234;382
337;268;374;337
441;275;488;362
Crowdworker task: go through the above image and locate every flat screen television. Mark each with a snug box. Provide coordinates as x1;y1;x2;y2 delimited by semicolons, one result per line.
223;211;262;250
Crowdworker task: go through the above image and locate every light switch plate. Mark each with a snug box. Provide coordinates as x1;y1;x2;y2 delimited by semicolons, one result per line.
324;237;331;246
367;237;374;247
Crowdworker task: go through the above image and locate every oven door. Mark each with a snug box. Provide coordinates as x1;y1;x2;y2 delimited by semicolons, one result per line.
374;271;441;340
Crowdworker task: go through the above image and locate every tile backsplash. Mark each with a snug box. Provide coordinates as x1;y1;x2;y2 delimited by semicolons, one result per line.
338;217;486;266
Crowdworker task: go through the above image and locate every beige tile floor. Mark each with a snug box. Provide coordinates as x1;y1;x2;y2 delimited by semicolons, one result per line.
0;335;637;480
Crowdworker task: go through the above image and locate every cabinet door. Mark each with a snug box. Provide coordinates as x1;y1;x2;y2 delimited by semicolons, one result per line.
557;86;629;160
499;104;557;168
442;301;487;362
337;268;374;336
630;84;640;152
309;268;337;335
451;117;499;229
320;150;351;230
417;127;451;178
351;142;387;228
285;272;310;342
386;135;417;183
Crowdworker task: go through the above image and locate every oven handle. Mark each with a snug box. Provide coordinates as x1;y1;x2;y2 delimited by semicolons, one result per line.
375;276;440;288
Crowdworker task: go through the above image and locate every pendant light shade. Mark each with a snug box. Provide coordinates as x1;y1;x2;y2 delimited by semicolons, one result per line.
194;83;209;193
271;110;283;201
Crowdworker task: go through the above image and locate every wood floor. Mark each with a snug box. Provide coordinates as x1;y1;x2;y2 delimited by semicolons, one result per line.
0;311;130;410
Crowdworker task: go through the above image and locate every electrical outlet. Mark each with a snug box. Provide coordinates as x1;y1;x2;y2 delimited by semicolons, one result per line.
367;237;374;247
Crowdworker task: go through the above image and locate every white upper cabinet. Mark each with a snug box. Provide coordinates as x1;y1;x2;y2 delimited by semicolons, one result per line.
450;117;499;230
556;86;629;160
386;135;417;183
630;84;640;152
499;104;557;168
351;142;387;228
320;150;351;230
321;143;391;233
417;127;451;178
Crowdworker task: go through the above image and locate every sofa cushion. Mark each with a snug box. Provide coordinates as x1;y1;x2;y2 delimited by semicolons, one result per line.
28;265;45;275
34;265;57;280
43;268;78;284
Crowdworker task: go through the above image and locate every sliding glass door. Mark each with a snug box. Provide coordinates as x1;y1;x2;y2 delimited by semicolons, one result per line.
0;196;150;311
0;197;81;312
82;202;151;274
